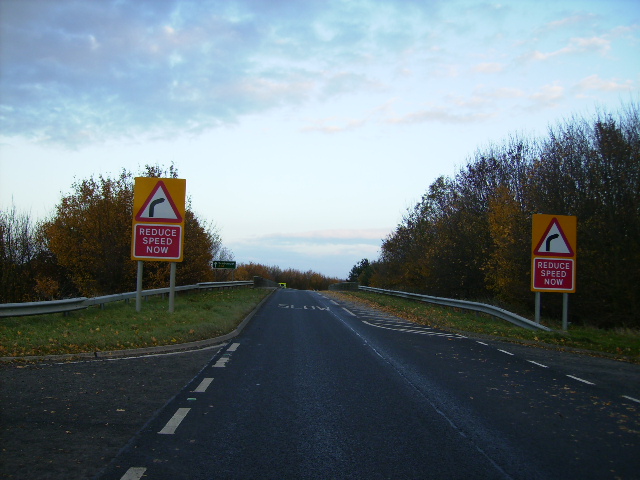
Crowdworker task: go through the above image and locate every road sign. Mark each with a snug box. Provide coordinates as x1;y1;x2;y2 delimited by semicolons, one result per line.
132;178;186;262
531;214;577;293
213;261;236;269
532;258;575;291
133;224;182;260
134;179;185;223
532;217;575;257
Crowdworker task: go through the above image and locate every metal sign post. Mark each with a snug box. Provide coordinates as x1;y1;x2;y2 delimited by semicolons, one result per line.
169;262;177;313
136;260;143;312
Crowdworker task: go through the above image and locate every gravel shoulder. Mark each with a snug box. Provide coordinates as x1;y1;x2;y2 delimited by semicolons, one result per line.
0;346;222;480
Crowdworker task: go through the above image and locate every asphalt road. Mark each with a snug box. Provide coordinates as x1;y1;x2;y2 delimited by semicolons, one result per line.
90;289;640;480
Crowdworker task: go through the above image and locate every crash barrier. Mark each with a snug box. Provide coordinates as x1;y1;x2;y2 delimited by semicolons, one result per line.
253;276;282;288
0;281;254;318
344;285;551;331
328;282;359;291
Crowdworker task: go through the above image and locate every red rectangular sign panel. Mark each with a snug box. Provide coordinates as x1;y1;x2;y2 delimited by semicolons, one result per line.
133;224;182;260
532;258;575;292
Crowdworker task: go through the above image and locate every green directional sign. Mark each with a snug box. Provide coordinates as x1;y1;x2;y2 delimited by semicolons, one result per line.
213;260;236;269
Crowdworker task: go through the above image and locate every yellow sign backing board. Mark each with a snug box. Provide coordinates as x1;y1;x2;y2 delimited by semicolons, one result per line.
131;178;186;262
531;214;577;292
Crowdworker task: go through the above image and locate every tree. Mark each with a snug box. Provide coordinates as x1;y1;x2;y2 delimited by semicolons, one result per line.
41;165;228;297
42;171;136;296
376;102;640;327
0;205;42;302
347;258;374;285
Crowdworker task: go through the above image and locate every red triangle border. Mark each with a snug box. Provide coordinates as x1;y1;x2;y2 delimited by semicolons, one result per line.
533;217;574;257
135;180;183;223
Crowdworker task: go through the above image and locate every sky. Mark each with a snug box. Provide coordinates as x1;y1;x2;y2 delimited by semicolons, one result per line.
1;0;639;279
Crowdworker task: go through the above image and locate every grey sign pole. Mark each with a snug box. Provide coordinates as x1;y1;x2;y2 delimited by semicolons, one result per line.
169;262;177;313
136;261;143;312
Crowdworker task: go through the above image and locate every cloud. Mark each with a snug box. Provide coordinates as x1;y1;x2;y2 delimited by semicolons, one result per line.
471;62;505;74
539;14;596;33
263;229;390;240
0;0;438;148
229;228;387;277
233;229;385;255
526;84;566;110
301;117;366;134
476;86;526;100
386;106;494;125
574;74;635;93
519;35;611;62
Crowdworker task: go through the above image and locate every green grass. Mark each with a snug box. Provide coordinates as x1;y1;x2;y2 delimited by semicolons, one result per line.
0;288;271;357
333;291;640;362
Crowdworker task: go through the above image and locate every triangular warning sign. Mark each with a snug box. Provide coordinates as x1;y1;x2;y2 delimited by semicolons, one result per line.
135;180;183;223
533;218;574;257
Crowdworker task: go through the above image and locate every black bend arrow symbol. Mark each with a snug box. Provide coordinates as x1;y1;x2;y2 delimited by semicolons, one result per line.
545;233;559;252
149;198;165;217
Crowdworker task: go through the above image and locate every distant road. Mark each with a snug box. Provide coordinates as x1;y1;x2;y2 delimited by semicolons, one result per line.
98;289;640;479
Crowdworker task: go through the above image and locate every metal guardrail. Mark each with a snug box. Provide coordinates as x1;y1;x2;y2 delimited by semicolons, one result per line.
0;281;254;318
359;286;551;331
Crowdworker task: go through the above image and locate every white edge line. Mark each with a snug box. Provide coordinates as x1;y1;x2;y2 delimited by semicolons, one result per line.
566;375;595;385
158;407;191;434
330;300;339;305
342;307;357;316
622;395;640;404
193;377;214;393
527;360;549;368
120;467;147;480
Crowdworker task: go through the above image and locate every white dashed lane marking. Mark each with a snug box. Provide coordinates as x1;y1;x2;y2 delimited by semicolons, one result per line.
566;375;596;385
335;298;637;405
120;467;147;480
158;407;191;435
527;360;549;368
193;377;214;393
213;357;229;368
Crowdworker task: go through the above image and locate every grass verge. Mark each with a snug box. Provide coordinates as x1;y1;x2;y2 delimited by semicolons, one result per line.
0;288;271;357
332;291;640;362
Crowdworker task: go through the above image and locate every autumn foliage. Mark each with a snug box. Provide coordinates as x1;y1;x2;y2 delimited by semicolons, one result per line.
369;104;640;328
234;262;340;290
1;166;225;301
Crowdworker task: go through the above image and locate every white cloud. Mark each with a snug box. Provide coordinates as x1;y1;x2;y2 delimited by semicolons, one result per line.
229;228;386;276
575;74;635;93
527;84;566;110
478;86;526;100
472;62;505;74
264;229;390;240
301;117;366;134
520;35;611;62
540;14;596;33
386;106;494;125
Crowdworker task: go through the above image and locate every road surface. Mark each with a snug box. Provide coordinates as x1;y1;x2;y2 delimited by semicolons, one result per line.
96;289;639;479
